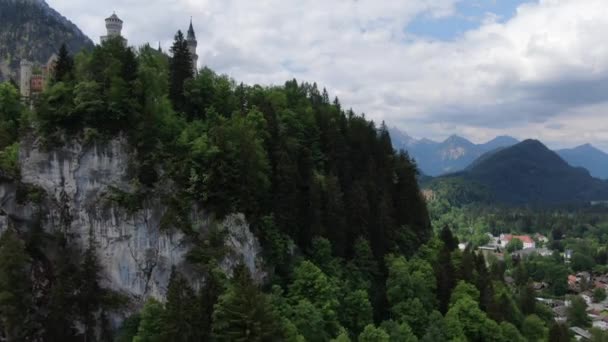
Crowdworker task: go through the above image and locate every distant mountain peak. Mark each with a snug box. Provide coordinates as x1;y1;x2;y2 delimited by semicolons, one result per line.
454;139;608;204
519;139;546;148
445;134;469;143
388;129;519;176
558;143;608;180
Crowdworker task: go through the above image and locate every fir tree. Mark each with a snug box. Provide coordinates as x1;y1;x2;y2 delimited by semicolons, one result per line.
79;234;103;341
133;299;165;342
436;247;456;314
548;322;570;342
169;30;193;112
53;43;74;82
212;265;281;341
162;268;200;342
0;230;32;341
44;233;80;341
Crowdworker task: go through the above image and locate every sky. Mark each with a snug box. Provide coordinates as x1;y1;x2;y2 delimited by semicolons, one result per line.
45;0;608;151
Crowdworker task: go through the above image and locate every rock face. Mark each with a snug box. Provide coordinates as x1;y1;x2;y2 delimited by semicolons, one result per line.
0;135;265;302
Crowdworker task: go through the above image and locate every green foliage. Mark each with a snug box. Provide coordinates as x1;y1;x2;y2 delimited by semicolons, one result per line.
0;230;32;340
507;238;524;252
212;266;281;341
591;328;608;342
0;83;23;150
340;289;373;338
381;320;418;342
257;215;293;275
106;186;145;214
445;296;499;342
133;299;165;342
53;44;74;83
386;255;436;321
162;268;200;341
499;321;526;342
169;30;193;112
115;314;141;342
449;281;480;307
0;142;19;178
420;311;447;342
568;295;591;328
521;314;546;342
330;330;352;342
548;322;570;342
594;287;607;303
358;324;389;342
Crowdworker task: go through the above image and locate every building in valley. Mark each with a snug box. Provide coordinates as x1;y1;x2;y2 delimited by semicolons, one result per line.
499;234;536;249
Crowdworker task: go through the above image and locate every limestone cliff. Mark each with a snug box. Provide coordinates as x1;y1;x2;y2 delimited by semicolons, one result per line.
0;135;265;303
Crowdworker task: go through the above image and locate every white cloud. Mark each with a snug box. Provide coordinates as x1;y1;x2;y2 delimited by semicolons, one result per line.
45;0;608;150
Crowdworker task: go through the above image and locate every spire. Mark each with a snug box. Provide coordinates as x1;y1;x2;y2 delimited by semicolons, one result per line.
187;17;196;40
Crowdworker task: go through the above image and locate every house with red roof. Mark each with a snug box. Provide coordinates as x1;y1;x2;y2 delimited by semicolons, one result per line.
499;234;536;249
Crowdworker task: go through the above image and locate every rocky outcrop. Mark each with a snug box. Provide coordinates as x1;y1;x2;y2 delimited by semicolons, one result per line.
0;135;265;303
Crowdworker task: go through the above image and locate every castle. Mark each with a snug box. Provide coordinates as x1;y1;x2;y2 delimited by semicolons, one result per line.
19;54;57;99
101;12;128;45
99;12;198;74
20;12;199;99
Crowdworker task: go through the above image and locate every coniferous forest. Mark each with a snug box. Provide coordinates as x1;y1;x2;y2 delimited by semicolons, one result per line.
0;34;585;341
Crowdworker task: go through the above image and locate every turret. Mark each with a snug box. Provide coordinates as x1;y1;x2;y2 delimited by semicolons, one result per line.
101;12;127;45
19;60;33;98
187;19;198;74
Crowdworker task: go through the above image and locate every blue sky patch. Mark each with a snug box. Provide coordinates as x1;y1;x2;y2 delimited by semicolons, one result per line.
406;0;535;40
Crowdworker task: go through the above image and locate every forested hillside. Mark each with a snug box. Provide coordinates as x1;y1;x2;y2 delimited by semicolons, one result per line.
1;27;599;341
0;35;442;341
0;0;93;80
430;140;608;206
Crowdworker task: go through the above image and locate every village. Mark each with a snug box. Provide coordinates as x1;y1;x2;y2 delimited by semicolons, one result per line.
461;233;608;340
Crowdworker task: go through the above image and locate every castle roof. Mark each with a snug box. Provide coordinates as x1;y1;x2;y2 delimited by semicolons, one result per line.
187;19;196;40
106;12;123;23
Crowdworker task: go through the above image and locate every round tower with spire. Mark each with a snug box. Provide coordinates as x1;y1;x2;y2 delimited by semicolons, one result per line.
187;18;198;74
101;12;127;45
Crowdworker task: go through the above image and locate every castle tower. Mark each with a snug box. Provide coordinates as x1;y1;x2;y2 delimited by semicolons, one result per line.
187;19;198;74
19;60;33;98
101;12;127;45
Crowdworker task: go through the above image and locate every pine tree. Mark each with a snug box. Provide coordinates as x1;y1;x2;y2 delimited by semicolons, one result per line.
133;299;165;342
0;230;32;341
162;268;200;342
519;282;536;315
79;234;103;341
44;233;80;341
439;226;458;251
436;247;456;314
169;30;193;112
548;322;570;342
212;265;281;341
53;43;74;82
198;268;225;341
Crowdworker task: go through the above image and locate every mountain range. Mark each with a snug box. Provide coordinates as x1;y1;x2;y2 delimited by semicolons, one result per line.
389;127;519;176
431;140;608;205
557;144;608;180
0;0;94;80
390;127;608;180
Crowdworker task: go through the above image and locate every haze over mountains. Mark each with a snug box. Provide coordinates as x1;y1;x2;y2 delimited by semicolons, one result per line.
389;127;520;176
557;144;608;180
433;140;608;205
390;127;608;180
